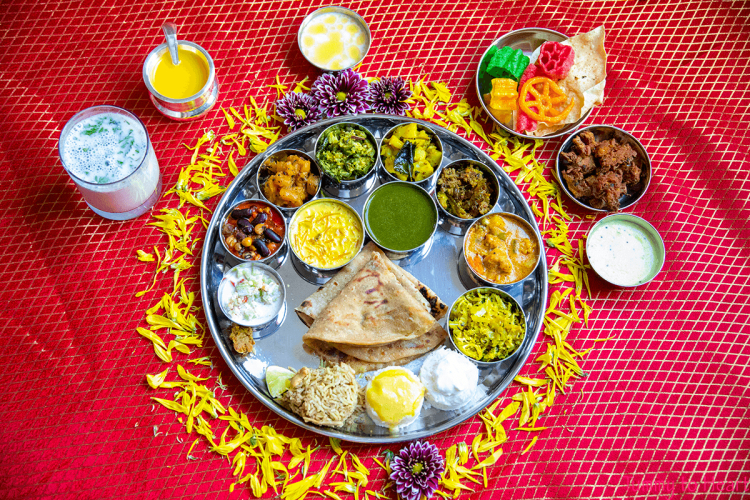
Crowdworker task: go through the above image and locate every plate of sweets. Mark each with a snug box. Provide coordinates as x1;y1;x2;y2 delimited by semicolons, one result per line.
476;26;607;138
200;114;549;443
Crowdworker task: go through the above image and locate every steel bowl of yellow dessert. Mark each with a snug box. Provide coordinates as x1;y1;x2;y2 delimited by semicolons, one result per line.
462;212;541;287
288;198;364;279
297;6;371;72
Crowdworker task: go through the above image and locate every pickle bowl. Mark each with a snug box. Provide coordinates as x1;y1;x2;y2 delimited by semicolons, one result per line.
377;122;444;193
256;149;322;218
314;122;379;198
435;159;500;236
460;212;543;290
287;198;365;284
217;262;287;334
219;199;288;269
446;287;527;369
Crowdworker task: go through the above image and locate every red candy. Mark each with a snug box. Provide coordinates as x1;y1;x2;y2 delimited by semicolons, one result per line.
516;64;545;133
538;41;575;80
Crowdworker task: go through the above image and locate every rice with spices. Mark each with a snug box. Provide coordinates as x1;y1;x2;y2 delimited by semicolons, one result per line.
282;363;360;428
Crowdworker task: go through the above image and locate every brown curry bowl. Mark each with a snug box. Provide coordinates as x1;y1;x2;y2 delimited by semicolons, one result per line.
462;212;542;288
555;124;652;212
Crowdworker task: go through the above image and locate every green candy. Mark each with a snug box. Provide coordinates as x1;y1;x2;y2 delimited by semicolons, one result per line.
486;46;530;81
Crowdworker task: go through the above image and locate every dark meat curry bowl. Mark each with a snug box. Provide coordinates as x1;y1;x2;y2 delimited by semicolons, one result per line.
555;125;652;212
434;159;501;236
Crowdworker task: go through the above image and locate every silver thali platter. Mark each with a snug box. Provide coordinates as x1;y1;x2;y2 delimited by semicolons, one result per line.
200;114;548;443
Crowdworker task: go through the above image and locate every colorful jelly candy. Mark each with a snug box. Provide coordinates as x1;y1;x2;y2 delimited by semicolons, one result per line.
516;64;544;133
537;41;575;80
486;46;530;81
489;78;518;110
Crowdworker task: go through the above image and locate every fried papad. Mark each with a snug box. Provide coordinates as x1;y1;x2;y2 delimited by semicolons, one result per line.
532;26;607;137
302;252;438;346
295;242;447;326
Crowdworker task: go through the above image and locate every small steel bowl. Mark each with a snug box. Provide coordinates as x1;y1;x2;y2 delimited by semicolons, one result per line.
435;159;501;236
586;213;665;287
446;287;527;368
219;199;288;268
377;122;444;193
256;149;322;218
217;262;286;330
363;181;438;261
475;27;592;139
288;198;365;282
315;122;379;198
556;124;652;212
461;212;543;288
297;6;372;72
143;41;219;121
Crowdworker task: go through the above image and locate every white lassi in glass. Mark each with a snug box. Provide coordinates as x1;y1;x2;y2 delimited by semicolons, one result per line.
59;106;161;220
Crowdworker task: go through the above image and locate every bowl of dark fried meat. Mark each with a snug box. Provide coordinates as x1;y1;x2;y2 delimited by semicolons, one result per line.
556;125;651;212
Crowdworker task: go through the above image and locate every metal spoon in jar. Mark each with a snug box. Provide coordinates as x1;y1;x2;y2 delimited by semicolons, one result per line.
161;21;180;65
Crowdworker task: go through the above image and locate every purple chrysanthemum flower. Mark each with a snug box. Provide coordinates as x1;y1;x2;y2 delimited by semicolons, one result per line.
389;441;445;500
369;76;412;115
274;92;322;131
311;69;370;117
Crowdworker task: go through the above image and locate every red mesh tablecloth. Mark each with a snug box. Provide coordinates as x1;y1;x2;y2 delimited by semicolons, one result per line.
1;1;749;499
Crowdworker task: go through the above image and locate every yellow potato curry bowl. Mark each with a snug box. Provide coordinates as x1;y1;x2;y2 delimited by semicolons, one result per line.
463;212;541;287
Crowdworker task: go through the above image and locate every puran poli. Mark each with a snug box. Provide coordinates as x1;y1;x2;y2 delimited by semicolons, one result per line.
295;242;447;326
303;338;430;373
302;252;439;346
531;26;607;137
330;322;447;362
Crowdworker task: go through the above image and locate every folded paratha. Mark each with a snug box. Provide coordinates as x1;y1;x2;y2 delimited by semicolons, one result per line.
302;252;439;346
303;338;430;373
296;242;447;326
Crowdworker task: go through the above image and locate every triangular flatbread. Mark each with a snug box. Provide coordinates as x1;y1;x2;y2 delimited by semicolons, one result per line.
330;322;447;363
303;338;428;373
302;252;438;346
295;242;447;326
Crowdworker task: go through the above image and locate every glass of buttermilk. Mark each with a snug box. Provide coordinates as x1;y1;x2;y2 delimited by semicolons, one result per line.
58;105;162;220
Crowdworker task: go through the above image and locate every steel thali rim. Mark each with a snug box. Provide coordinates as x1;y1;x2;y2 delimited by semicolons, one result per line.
200;114;548;443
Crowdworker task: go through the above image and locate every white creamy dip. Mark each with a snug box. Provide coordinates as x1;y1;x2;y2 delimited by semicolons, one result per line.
419;347;479;411
587;219;659;286
220;264;283;325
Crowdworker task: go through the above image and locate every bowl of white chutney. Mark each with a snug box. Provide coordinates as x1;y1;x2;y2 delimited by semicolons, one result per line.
586;214;666;287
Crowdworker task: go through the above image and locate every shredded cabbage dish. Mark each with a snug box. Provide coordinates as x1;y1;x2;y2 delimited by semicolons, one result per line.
449;289;526;362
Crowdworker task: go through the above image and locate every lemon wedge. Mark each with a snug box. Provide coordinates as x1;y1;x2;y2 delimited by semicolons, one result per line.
265;366;294;398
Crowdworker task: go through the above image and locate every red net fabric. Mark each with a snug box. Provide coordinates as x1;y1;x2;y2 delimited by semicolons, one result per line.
0;1;748;499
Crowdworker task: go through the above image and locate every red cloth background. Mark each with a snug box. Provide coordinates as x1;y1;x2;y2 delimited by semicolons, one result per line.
1;1;749;499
